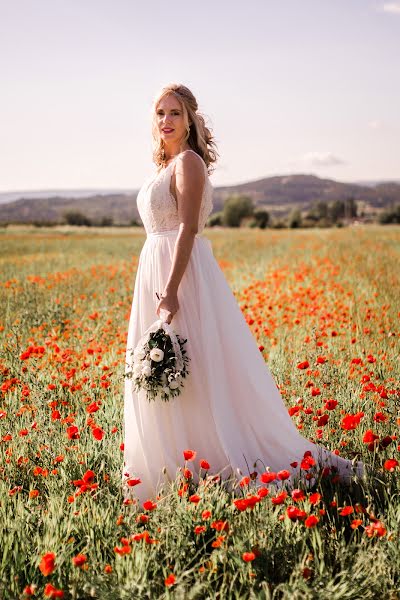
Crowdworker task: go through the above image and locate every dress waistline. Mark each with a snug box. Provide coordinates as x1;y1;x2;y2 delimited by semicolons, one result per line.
147;229;203;238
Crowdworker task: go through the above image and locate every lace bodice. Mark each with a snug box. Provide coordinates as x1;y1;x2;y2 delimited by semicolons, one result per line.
136;149;213;234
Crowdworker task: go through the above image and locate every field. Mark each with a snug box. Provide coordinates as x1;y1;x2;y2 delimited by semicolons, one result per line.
0;225;399;599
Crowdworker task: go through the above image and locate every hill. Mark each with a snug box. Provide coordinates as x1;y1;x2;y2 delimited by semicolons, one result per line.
0;174;399;225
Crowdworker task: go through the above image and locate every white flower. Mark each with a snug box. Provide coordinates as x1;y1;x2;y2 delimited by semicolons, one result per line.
150;348;164;362
162;386;170;394
133;364;142;376
169;379;180;389
134;347;146;360
141;365;152;377
141;359;151;368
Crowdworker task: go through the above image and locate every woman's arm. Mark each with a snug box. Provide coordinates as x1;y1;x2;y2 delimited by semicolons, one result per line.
156;152;205;323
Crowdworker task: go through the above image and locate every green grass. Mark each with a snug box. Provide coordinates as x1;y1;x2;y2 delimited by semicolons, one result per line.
0;225;399;599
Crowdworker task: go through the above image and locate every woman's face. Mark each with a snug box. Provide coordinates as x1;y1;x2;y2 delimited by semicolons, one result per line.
156;94;187;147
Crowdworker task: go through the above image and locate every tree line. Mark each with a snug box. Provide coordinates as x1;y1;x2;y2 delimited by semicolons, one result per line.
11;198;400;229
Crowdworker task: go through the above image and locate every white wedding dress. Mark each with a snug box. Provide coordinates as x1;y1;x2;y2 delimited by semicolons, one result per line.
122;149;364;505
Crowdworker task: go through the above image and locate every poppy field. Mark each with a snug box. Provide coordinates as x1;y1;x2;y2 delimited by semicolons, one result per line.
0;224;399;599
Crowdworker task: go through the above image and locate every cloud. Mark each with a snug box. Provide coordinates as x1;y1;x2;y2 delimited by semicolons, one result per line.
382;2;400;14
300;152;346;167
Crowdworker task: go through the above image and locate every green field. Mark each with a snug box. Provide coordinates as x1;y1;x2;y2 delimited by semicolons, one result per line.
0;225;399;599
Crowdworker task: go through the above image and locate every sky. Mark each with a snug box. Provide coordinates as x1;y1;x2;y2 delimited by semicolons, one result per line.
0;0;399;192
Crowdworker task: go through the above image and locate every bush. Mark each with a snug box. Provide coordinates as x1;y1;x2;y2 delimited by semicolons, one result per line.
288;208;302;229
378;204;400;224
208;211;223;227
63;211;92;226
222;195;255;227
252;208;270;229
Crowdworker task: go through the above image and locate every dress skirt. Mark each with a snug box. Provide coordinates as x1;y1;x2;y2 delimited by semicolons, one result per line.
123;229;364;505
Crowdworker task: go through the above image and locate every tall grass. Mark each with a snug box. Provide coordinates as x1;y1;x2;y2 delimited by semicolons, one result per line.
0;225;399;599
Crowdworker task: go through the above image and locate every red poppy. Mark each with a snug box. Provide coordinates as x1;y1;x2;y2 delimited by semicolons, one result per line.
325;399;338;410
165;574;176;587
384;459;399;472
277;470;290;480
271;491;287;505
44;583;64;598
66;426;79;440
304;515;319;528
72;554;87;567
286;506;307;521
297;361;310;369
189;494;201;503
260;471;277;483
183;449;196;461
341;412;364;431
39;552;56;576
211;520;229;532
291;489;306;502
242;552;256;562
199;459;210;470
143;500;157;511
309;492;321;505
127;478;142;487
339;506;354;516
194;525;206;534
92;427;104;441
239;476;250;487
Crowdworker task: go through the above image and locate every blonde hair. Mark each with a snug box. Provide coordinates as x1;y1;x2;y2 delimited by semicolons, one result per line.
151;83;219;175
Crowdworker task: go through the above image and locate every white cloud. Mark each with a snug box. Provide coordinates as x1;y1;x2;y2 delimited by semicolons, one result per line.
382;3;400;14
300;152;346;167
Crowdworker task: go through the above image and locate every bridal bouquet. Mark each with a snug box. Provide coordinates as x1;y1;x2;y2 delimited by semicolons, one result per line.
125;313;190;403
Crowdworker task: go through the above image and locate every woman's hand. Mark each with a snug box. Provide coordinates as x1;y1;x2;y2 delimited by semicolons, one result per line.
156;290;179;324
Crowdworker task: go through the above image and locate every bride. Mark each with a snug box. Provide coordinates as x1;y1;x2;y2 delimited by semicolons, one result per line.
122;83;365;506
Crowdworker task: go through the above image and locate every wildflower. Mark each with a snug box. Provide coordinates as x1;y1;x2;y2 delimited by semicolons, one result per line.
183;449;196;461
189;494;201;503
39;552;56;576
43;583;64;598
297;361;310;369
351;519;363;529
199;459;210;470
309;492;321;505
365;521;386;538
271;491;287;505
304;515;319;528
339;506;354;516
242;552;256;562
165;573;176;587
260;471;277;483
384;459;399;472
286;506;307;521
211;520;229;532
211;535;225;548
127;478;142;487
291;489;306;502
92;427;104;441
194;525;206;534
72;554;87;567
341;412;364;431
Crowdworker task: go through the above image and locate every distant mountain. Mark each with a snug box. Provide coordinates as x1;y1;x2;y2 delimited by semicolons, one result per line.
0;189;134;205
1;174;399;225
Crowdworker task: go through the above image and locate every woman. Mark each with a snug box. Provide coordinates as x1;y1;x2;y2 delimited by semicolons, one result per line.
122;83;364;506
